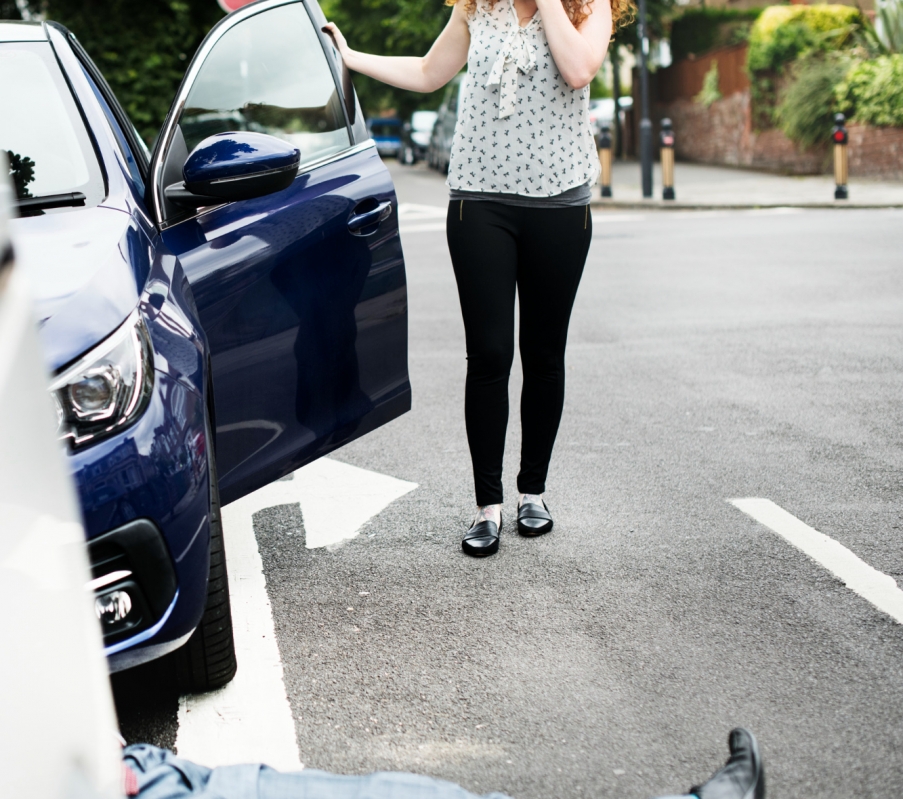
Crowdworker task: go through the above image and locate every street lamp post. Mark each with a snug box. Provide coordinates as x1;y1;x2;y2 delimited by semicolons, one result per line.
636;0;653;198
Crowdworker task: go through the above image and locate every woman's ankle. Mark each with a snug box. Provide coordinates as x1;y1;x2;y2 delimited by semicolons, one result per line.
518;492;543;508
474;504;501;526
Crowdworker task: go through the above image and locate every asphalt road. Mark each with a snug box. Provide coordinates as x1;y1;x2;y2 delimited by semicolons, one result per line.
115;160;903;799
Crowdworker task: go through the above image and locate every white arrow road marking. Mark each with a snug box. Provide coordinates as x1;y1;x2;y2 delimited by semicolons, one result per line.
730;498;903;625
175;458;418;769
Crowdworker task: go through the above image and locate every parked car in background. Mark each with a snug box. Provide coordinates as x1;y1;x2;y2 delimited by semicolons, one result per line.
588;98;615;137
428;74;464;174
400;110;437;164
588;96;634;137
367;117;403;159
3;0;410;692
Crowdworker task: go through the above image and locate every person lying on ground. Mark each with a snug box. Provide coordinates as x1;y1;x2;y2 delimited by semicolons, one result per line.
122;726;764;799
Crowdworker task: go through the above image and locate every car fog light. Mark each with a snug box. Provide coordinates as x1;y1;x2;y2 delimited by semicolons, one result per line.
95;590;132;626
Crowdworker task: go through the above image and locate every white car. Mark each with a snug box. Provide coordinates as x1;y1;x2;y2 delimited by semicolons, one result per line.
0;159;122;799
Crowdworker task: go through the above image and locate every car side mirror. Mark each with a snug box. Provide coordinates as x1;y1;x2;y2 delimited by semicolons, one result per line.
164;132;300;209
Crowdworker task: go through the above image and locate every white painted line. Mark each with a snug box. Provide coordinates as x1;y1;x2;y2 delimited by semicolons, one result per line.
176;500;301;771
175;458;417;768
729;498;903;625
590;213;645;224
400;222;447;234
397;203;447;220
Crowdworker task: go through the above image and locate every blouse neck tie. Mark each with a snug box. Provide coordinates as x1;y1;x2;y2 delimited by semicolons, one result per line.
484;24;537;120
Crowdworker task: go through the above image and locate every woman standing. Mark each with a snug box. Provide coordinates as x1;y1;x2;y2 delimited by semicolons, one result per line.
325;0;632;557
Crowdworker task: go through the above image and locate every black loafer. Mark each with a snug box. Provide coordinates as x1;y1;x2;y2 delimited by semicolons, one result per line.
462;516;501;557
691;728;765;799
517;500;553;537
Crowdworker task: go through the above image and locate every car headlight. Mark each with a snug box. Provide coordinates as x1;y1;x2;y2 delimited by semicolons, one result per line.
49;310;154;448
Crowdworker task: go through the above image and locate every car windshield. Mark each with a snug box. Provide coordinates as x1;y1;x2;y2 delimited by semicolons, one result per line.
0;42;104;209
369;122;400;138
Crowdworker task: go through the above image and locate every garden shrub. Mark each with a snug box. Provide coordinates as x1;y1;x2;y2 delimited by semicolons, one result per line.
670;7;763;61
835;54;903;126
775;56;849;147
695;63;722;108
748;4;863;128
748;4;863;74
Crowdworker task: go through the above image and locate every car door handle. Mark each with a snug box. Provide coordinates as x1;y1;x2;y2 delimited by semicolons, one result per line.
347;201;393;235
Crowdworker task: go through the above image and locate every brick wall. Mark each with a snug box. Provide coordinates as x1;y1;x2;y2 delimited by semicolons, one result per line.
847;123;903;180
656;91;903;178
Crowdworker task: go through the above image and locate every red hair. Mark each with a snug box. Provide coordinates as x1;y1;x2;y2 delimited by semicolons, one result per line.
445;0;635;31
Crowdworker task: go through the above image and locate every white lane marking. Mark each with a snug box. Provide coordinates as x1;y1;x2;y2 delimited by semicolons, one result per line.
400;222;447;234
591;213;645;223
730;498;903;625
175;504;301;771
175;458;417;768
397;203;447;220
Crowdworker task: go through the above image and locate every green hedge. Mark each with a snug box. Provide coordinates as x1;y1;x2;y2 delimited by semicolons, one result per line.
835;54;903;127
42;0;224;146
670;7;763;62
747;4;863;74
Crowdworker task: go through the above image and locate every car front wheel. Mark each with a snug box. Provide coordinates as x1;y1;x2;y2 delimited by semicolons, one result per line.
170;413;237;692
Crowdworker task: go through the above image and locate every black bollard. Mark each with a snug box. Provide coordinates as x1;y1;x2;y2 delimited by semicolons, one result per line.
598;124;613;198
660;118;676;201
832;113;849;200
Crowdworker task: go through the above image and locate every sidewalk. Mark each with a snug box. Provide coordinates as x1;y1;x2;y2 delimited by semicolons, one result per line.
592;160;903;209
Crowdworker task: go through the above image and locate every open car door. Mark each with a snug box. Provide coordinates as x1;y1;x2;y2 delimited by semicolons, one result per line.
148;0;410;504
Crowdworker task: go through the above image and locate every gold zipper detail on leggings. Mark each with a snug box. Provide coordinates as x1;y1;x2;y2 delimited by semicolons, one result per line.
584;204;588;230
460;199;464;221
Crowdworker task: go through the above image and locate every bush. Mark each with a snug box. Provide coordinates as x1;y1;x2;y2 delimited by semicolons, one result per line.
670;7;763;61
40;0;224;146
321;0;450;118
748;4;863;74
775;55;849;147
695;62;722;107
835;54;903;126
748;4;863;128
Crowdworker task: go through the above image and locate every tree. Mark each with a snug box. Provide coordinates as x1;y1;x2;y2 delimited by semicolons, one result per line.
21;0;224;145
321;0;451;117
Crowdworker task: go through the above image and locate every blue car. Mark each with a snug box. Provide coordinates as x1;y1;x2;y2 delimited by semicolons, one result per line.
4;0;410;691
367;118;403;159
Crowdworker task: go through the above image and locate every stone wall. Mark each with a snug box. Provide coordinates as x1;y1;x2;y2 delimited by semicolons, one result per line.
655;91;903;179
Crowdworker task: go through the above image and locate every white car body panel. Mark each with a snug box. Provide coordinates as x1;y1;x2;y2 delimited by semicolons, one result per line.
0;160;123;799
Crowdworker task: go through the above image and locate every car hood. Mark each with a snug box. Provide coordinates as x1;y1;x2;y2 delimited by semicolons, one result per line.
11;206;149;371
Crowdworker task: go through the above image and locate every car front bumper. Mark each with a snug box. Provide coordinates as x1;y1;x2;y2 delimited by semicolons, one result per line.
70;370;211;671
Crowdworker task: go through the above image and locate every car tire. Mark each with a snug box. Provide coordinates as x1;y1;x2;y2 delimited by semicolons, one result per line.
171;413;237;692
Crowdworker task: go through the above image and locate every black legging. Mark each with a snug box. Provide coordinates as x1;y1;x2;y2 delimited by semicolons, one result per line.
446;199;592;507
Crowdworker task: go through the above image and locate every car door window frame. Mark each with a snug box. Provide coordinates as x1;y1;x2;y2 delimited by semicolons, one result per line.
56;24;151;187
148;0;365;230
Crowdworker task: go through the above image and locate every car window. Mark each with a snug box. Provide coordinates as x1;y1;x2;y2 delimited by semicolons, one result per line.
177;3;350;166
0;42;104;209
